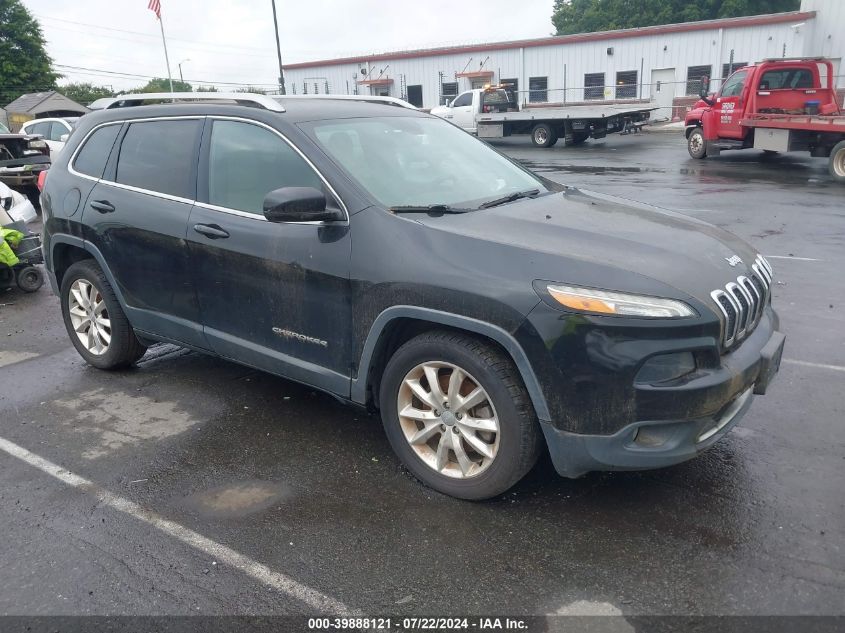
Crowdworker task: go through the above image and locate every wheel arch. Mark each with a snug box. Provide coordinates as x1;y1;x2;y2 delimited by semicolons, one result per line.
50;236;129;309
684;122;702;139
352;306;552;422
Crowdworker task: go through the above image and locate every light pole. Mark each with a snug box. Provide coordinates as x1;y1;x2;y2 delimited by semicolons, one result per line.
178;58;190;84
271;0;286;95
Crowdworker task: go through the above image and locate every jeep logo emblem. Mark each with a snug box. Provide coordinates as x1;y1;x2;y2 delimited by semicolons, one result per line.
725;255;743;267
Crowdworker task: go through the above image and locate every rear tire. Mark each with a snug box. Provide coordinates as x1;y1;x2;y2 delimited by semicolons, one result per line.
531;123;557;148
60;259;147;369
688;128;707;159
379;330;543;500
830;141;845;183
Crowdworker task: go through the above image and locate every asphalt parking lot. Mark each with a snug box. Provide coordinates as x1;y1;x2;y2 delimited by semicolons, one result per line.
1;131;843;621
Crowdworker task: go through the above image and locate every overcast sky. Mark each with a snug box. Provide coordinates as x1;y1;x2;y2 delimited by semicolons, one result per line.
22;0;555;92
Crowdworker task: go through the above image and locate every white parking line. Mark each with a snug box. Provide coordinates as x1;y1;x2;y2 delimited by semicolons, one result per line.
783;359;845;373
764;255;822;261
0;435;354;615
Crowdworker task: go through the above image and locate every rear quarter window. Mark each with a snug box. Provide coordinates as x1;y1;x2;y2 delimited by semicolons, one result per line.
72;124;122;179
115;119;201;199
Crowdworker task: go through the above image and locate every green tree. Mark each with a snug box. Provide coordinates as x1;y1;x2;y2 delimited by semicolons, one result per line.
131;77;193;93
0;0;59;106
193;85;219;92
59;82;115;105
552;0;800;35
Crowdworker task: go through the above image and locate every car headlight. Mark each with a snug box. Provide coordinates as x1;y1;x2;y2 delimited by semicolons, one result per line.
546;284;696;318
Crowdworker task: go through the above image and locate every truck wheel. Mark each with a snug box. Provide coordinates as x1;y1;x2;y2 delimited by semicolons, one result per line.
566;133;589;146
531;123;557;148
688;128;707;159
60;259;147;369
379;331;543;500
830;141;845;183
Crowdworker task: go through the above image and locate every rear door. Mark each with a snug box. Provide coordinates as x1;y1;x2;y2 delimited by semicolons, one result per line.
80;117;206;348
187;117;352;395
713;70;748;139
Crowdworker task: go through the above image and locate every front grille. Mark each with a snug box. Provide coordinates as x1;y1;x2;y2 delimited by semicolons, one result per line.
711;255;772;349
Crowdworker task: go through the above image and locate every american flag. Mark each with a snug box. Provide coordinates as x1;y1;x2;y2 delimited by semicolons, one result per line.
147;0;161;19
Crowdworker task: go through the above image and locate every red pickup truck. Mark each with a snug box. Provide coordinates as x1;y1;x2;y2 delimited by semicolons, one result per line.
684;58;845;183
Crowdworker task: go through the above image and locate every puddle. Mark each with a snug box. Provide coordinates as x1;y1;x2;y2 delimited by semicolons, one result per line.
182;480;294;518
518;161;666;175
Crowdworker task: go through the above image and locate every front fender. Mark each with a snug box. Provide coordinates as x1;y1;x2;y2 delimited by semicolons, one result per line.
352;305;552;422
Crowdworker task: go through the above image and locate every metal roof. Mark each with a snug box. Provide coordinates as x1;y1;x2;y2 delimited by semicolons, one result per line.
283;10;817;70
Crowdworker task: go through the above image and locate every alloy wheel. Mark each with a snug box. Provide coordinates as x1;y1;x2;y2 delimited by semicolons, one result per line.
68;279;111;355
397;361;500;479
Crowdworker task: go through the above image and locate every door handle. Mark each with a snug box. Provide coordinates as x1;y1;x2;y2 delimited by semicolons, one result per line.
193;223;230;239
89;200;115;213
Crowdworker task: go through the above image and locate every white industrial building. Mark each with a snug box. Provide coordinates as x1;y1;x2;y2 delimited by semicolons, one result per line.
282;0;844;119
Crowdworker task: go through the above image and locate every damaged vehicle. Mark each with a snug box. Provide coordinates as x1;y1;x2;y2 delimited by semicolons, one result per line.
41;93;785;500
0;121;51;194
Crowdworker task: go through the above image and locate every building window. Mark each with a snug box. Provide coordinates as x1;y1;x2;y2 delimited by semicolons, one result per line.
528;76;548;103
615;70;637;99
722;62;749;79
584;73;605;100
440;81;458;105
686;65;712;96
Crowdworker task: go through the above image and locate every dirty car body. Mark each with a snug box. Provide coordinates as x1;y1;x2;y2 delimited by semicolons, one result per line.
40;97;785;498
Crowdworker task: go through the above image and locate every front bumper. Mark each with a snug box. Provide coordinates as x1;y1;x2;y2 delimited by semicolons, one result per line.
541;385;755;478
527;306;784;478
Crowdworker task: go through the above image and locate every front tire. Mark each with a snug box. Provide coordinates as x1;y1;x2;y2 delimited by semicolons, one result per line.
830;141;845;183
379;331;542;500
688;128;707;159
60;259;147;369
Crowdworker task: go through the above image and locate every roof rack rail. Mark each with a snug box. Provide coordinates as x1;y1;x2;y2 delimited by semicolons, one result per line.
92;92;285;112
273;94;418;110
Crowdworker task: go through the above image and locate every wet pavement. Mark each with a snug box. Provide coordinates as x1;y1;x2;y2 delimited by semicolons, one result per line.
0;132;843;619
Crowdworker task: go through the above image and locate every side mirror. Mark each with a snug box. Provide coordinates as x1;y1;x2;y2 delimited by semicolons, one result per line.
262;187;340;223
59;134;69;142
698;76;711;99
446;99;453;107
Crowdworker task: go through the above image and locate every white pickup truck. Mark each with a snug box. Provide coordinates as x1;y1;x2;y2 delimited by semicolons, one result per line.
430;86;657;148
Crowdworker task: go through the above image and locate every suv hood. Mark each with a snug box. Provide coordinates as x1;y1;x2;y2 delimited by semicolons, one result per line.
407;188;760;307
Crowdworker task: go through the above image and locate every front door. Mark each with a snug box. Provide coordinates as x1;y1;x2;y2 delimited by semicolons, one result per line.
187;118;352;395
448;91;476;132
713;69;748;139
81;117;206;348
650;68;676;120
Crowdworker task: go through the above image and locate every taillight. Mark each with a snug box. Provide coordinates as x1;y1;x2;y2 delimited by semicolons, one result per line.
37;169;48;192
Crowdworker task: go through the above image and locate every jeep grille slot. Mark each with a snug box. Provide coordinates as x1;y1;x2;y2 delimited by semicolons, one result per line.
711;255;772;349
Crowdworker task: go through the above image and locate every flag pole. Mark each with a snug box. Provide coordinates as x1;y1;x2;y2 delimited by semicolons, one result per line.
157;4;175;92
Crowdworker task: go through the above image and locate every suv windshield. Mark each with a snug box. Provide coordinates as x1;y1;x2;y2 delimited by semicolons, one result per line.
305;116;548;209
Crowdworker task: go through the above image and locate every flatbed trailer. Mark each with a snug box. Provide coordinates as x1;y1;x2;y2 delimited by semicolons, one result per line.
430;87;656;147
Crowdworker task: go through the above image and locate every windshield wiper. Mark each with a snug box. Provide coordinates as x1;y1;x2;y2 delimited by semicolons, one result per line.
478;189;540;209
389;204;468;214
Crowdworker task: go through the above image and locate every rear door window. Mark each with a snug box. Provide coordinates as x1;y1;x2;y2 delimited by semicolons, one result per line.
73;124;122;179
115;119;201;199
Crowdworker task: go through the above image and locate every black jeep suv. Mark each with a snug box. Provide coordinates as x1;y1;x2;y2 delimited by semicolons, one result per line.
41;94;785;500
